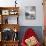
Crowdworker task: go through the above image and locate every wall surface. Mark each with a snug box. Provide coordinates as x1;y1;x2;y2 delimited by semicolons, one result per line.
0;0;43;26
18;0;43;26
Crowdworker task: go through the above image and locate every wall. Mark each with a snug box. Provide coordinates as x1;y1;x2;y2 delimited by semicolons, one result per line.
18;0;43;26
0;0;44;26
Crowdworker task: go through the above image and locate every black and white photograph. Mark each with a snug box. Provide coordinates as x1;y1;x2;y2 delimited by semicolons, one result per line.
25;6;36;20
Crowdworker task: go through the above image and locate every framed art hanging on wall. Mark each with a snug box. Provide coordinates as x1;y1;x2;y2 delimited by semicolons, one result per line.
25;6;36;20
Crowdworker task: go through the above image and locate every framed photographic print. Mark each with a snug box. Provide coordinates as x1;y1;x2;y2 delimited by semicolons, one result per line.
25;6;36;20
2;10;9;15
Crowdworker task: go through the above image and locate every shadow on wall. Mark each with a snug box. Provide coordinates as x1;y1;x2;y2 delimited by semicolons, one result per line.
18;26;43;44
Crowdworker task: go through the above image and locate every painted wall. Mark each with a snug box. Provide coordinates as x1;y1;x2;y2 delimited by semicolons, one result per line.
0;0;43;26
18;0;43;26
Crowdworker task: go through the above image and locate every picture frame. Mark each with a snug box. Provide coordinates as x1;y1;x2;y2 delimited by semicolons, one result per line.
2;10;9;15
25;6;36;20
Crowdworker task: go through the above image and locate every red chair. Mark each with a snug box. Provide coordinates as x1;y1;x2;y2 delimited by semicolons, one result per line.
21;28;41;46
